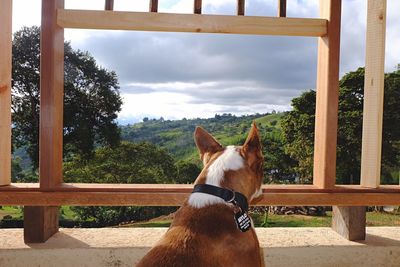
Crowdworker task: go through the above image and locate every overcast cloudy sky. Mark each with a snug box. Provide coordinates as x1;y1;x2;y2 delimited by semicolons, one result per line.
12;0;400;124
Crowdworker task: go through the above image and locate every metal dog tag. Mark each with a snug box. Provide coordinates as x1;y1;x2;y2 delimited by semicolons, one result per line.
234;211;251;232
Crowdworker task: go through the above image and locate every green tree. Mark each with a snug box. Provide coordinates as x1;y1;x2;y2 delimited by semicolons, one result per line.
175;161;201;184
281;91;316;183
262;133;297;184
64;141;178;225
12;26;122;169
281;68;400;184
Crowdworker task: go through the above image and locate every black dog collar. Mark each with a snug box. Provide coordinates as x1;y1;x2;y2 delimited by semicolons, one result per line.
192;184;249;213
192;184;251;232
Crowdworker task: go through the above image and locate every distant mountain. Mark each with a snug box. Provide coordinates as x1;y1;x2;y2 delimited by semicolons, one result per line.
120;112;285;163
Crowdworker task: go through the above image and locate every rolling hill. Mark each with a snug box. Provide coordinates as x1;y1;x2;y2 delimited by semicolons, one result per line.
120;112;285;163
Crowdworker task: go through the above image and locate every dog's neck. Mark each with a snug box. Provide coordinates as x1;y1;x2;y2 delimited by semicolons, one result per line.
188;146;248;209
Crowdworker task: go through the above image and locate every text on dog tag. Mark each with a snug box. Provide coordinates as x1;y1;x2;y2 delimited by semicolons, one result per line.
234;212;251;232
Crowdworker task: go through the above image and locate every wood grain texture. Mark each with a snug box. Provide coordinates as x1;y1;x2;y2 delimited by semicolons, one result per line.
360;0;387;188
57;10;327;37
149;0;158;12
332;206;366;241
40;0;65;189
0;0;12;186
194;0;202;14
24;206;59;243
0;184;399;206
0;191;398;206
1;183;400;193
278;0;287;17
105;0;114;11
237;0;245;16
313;0;341;189
24;0;65;244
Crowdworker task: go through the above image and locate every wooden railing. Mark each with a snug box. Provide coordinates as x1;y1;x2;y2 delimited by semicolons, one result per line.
0;0;397;243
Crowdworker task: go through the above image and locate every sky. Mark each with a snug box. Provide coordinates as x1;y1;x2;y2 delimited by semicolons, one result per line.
11;0;400;124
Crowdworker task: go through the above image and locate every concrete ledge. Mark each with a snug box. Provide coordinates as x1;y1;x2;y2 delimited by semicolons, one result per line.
1;227;400;267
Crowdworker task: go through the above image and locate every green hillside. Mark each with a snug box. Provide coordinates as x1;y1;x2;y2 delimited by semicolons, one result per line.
120;112;285;163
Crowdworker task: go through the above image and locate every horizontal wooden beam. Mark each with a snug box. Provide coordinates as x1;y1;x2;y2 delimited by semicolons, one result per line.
0;183;399;206
0;191;398;206
1;183;400;193
57;9;327;37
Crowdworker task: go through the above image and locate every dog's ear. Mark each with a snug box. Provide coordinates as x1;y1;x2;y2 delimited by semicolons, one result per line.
194;126;223;164
241;122;263;174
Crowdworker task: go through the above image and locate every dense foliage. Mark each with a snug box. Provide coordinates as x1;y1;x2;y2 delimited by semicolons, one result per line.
281;68;400;184
64;141;178;225
120;113;284;162
12;26;122;170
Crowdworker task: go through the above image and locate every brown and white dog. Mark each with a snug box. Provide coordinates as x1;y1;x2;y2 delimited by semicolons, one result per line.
136;123;264;267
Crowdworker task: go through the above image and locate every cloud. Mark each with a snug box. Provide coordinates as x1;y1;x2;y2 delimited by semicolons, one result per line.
11;0;400;122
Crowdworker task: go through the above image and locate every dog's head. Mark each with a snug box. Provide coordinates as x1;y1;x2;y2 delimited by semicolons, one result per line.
193;122;264;202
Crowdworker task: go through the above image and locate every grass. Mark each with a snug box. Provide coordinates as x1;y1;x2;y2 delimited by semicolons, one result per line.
123;211;400;228
366;211;400;226
255;113;285;129
252;212;331;227
0;206;22;219
1;206;399;228
0;206;76;220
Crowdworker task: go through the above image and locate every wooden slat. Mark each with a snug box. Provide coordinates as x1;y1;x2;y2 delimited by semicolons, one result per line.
1;183;400;193
360;0;387;188
313;0;342;189
0;191;399;206
24;0;65;244
332;206;366;241
149;0;158;13
105;0;114;11
40;1;65;189
237;0;245;16
24;206;59;243
278;0;287;17
194;0;202;14
57;10;327;37
0;0;12;186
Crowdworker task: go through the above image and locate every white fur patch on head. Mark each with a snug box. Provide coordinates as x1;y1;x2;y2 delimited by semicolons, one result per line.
188;146;244;208
206;146;244;186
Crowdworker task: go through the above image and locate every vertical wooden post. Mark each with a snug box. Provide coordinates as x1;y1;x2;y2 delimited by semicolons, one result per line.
360;0;387;188
24;206;59;243
237;0;245;16
332;206;366;241
24;0;65;243
194;0;202;14
0;0;12;186
149;0;158;12
105;0;114;11
313;0;341;189
278;0;287;17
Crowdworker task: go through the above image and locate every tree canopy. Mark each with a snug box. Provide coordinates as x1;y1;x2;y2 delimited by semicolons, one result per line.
63;141;178;225
281;67;400;184
64;141;177;184
12;26;122;169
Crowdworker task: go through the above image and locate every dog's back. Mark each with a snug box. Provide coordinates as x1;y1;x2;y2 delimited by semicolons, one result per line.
136;123;264;267
137;203;262;267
